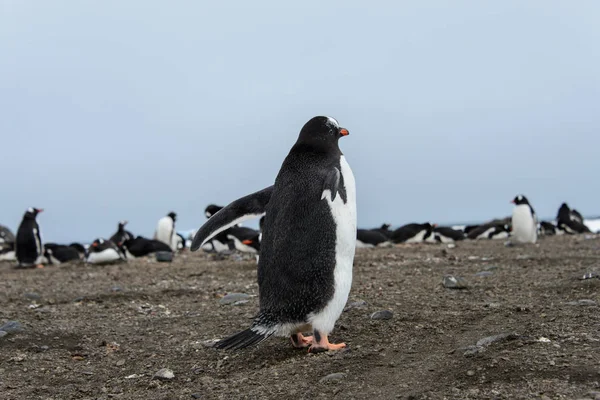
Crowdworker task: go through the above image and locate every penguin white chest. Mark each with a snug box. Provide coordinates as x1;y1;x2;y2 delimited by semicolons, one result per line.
310;156;357;334
512;205;537;244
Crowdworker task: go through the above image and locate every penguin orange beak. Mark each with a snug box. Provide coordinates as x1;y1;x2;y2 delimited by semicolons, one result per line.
510;200;515;204
339;128;349;136
36;208;44;213
242;239;253;245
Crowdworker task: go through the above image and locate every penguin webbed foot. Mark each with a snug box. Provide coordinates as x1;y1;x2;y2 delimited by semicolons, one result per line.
290;332;313;349
307;330;346;353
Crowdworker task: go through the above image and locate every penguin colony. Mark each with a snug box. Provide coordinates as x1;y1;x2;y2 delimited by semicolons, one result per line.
0;116;597;353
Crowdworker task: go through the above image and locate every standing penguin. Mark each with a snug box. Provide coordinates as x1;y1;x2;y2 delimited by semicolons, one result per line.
511;195;538;244
15;207;45;268
154;212;177;250
110;220;134;245
191;116;356;352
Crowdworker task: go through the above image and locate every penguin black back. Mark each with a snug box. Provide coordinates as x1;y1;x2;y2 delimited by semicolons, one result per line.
15;207;44;266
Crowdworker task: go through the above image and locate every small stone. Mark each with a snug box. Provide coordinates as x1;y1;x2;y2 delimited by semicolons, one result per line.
474;271;493;277
319;372;346;383
110;286;123;292
0;331;7;338
219;293;250;305
580;272;599;280
125;374;140;379
0;321;23;334
40;345;49;351
24;293;41;300
232;300;249;306
370;310;393;320
442;275;468;289
116;359;126;366
476;333;517;347
466;370;475;377
447;243;456;249
344;300;367;312
566;299;597;306
192;394;202;399
484;265;499;271
462;345;484;357
153;368;174;381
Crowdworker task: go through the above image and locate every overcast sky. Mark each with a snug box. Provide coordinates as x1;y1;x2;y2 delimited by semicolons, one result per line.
1;1;599;243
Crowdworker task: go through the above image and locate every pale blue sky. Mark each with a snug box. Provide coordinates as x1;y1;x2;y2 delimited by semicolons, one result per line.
1;1;599;242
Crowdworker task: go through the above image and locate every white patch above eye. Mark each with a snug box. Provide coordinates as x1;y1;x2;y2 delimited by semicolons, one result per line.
27;207;34;213
327;116;339;128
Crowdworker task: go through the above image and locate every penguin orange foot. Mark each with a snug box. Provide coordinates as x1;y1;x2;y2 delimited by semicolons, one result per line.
290;333;313;348
307;330;346;353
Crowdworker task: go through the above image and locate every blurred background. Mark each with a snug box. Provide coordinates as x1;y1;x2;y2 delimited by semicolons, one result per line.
1;1;599;242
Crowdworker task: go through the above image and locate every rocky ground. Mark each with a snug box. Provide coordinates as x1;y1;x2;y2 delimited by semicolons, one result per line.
1;235;599;400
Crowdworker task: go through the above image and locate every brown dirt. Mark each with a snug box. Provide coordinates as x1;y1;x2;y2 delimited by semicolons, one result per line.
1;235;599;400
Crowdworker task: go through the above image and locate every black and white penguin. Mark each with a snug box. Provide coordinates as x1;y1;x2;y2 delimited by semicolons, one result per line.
227;226;261;254
466;220;510;240
155;212;177;250
511;195;537;244
15;207;44;268
119;236;172;259
191;116;355;352
539;221;557;236
433;226;465;243
43;244;81;264
356;229;390;248
110;221;134;245
390;223;435;244
68;242;87;259
205;204;224;219
556;203;591;234
0;224;15;244
371;223;393;239
86;238;125;264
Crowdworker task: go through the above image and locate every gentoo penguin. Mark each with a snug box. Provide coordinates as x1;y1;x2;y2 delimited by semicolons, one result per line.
356;229;390;248
390;223;435;244
557;203;591;234
511;195;537;244
43;244;81;264
205;205;224;219
433;226;465;243
110;221;134;245
0;241;15;262
15;207;44;268
86;238;125;264
119;236;172;259
539;221;558;236
227;226;261;254
0;224;15;244
371;223;393;239
155;212;177;250
466;220;510;240
68;242;87;259
191;116;356;352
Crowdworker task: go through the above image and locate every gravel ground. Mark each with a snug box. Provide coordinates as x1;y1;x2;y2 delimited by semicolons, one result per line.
1;235;599;400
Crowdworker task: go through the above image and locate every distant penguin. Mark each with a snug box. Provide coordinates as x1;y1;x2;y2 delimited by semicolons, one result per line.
356;229;389;248
557;203;591;234
390;223;435;244
371;223;393;239
191;116;355;352
110;221;134;245
44;244;80;264
227;226;261;254
119;236;172;259
511;195;537;244
0;224;15;244
467;221;510;240
539;221;557;236
86;238;125;264
0;241;15;261
173;232;186;251
155;212;177;250
15;207;45;268
205;205;223;219
433;227;465;243
68;242;86;259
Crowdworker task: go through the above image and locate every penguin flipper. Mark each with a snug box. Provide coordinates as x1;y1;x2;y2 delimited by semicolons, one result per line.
321;167;340;201
214;328;273;350
190;186;273;251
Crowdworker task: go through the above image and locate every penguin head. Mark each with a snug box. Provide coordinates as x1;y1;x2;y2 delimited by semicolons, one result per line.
205;205;223;219
118;220;128;230
24;207;43;219
296;116;349;150
167;212;177;222
380;223;391;230
511;195;530;206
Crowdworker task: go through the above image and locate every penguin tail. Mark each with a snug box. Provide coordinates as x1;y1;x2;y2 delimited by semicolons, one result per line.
214;327;273;350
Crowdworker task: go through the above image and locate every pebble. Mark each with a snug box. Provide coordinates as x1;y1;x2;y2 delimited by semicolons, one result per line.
474;271;493;277
484;265;499;271
153;368;175;381
192;394;202;399
476;333;517;347
466;370;475;376
344;300;368;312
447;243;456;249
581;272;599;280
0;331;7;338
116;359;126;366
0;321;23;334
319;372;346;383
370;310;393;320
24;293;41;300
442;275;468;289
219;293;250;305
